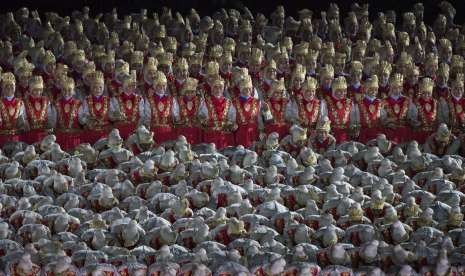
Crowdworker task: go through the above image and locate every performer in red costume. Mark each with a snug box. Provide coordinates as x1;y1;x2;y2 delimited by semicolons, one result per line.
22;75;56;145
439;73;465;136
170;57;189;96
146;71;179;144
176;77;203;145
356;75;385;143
79;70;114;144
381;73;414;144
263;78;293;138
324;76;357;143
232;76;263;148
410;77;439;144
294;77;326;137
54;77;83;151
258;60;277;100
200;77;236;149
0;72;27;146
112;70;145;139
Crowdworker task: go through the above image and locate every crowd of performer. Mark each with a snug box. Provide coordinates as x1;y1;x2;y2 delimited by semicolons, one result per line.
1;2;465;153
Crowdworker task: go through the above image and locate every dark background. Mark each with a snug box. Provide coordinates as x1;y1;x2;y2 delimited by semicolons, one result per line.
2;0;465;25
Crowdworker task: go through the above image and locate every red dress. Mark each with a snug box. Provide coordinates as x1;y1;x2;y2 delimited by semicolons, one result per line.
114;92;142;139
55;97;82;151
358;97;383;143
203;96;235;149
447;97;465;135
22;95;51;145
83;95;112;144
411;98;438;144
148;94;176;144
264;97;290;138
0;97;23;146
260;81;272;99
317;85;332;100
297;98;320;136
382;96;411;144
233;96;260;148
325;95;353;143
176;96;202;145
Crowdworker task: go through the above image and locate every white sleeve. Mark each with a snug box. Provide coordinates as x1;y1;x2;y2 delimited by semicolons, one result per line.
228;104;236;123
199;99;209;120
109;97;119;121
172;98;180;122
78;99;89;125
319;99;328;120
407;100;419;125
144;98;151;126
48;104;57;128
285;100;296;123
438;99;450;124
18;101;28;127
138;98;146;125
351;103;360;128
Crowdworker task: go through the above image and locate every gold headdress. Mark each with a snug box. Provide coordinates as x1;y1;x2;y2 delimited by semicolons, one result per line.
303;77;318;91
331;76;347;91
29;75;44;90
420;77;434;93
316;117;331;132
390;73;404;87
181;77;198;94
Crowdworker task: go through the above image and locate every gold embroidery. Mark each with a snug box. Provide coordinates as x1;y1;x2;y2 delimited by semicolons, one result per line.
267;99;288;124
326;97;352;129
205;96;230;131
298;99;320;127
178;97;200;126
25;96;48;129
383;97;409;124
117;94;141;122
233;98;258;125
415;99;437;131
0;99;21;130
148;95;172;126
87;96;109;127
359;100;382;128
56;99;81;129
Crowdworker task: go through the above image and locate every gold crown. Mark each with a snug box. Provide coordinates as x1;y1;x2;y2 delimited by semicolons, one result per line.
424;53;438;67
220;51;233;64
29;75;44;90
182;42;196;57
182;77;198;93
61;76;75;90
272;78;285;91
397;52;412;66
239;76;253;90
306;49;319;62
145;57;158;73
332;76;347;91
210;44;223;59
42;50;56;65
335;52;347;64
164;36;177;52
2;72;16;85
16;66;33;78
440;38;452;49
294;42;309;56
316;117;331;132
154;71;167;86
189;52;204;65
175;57;189;71
351;61;363;73
130;51;144;65
223;38;236;53
159;52;173;66
153;44;165;57
320;64;334;79
250;48;264;65
379;60;392;74
282;36;293;51
303;77;318;90
89;70;104;84
211;76;225;87
437;63;450;77
293;63;306;80
102;50;115;66
265;59;277;71
451;55;464;69
452;73;464;89
420;77;434;93
154;25;166;39
206;61;219;76
390;73;404;86
366;75;379;89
